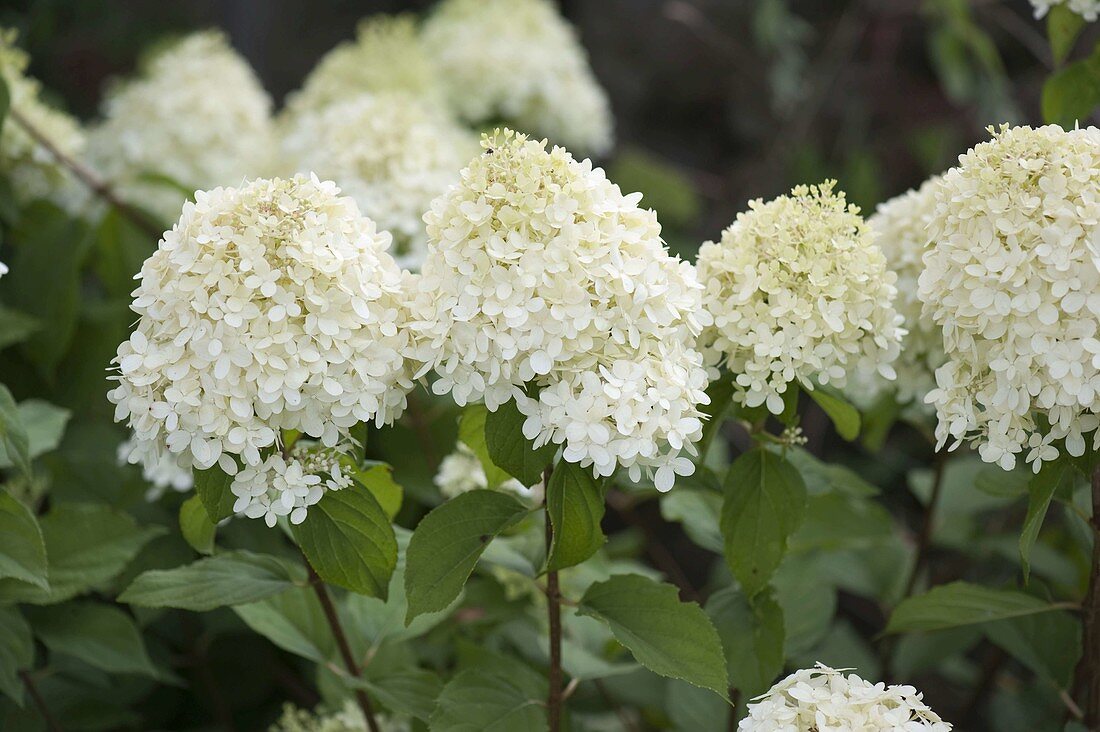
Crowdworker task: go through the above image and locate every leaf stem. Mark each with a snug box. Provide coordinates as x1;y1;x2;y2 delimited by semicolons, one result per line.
1076;462;1100;727
306;564;382;732
20;669;63;732
7;106;163;238
902;451;949;599
544;464;564;732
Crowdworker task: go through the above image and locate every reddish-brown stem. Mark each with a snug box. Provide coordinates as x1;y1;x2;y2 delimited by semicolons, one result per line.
307;565;381;732
902;452;948;599
544;465;563;732
20;670;62;732
1077;463;1100;727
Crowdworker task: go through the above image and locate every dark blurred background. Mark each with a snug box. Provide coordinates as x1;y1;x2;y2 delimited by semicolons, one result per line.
0;0;1068;248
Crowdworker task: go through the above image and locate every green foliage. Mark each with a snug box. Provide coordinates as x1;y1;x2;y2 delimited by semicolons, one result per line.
192;463;235;522
458;404;513;489
26;601;162;679
1019;460;1065;582
1042;42;1100;128
430;662;546;731
806;386;860;442
119;550;299;611
178;495;216;555
292;484;398;598
404;489;529;621
0;606;32;704
1048;5;1086;66
578;574;729;696
484;399;555;486
886;581;1073;633
349;461;403;519
0;385;30;478
707;585;784;698
546;460;606;571
0;490;47;589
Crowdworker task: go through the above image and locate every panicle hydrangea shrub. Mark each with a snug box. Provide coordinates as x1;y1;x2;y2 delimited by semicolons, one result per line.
108;175;429;524
0;29;85;210
919;125;1100;471
848;176;945;414
282;14;444;117
413;129;711;491
696;180;904;415
739;664;952;731
84;30;275;222
279;91;478;269
421;0;613;155
1028;0;1100;21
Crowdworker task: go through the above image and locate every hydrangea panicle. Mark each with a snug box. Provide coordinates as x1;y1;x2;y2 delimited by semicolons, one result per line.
696;181;904;415
231;441;354;527
739;664;951;731
414;129;710;491
422;0;613;155
109;174;427;524
919;125;1100;471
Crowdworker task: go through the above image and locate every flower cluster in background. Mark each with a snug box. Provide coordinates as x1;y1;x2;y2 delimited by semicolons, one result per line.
1028;0;1100;21
435;441;542;502
739;664;951;731
272;701;408;732
414;129;710;491
696;180;904;414
920;125;1100;471
84;30;275;222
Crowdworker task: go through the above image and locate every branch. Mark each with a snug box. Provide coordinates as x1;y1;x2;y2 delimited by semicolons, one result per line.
544;465;564;732
20;670;63;732
1075;462;1100;727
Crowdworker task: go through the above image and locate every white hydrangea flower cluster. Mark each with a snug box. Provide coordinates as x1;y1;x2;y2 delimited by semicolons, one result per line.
696;181;904;415
739;664;952;732
283;14;443;117
272;701;409;732
435;442;541;502
84;30;275;222
422;0;613;155
414;129;710;491
0;259;7;279
231;441;353;527
108;175;428;520
849;177;945;415
919;125;1100;472
280;92;477;269
1028;0;1100;21
0;29;85;209
117;437;193;501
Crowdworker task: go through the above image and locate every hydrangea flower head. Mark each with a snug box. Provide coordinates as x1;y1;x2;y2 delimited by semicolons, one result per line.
697;181;904;414
230;440;354;527
849;176;945;414
109;175;427;502
422;0;613;155
1028;0;1100;21
280;91;477;269
283;14;443;116
85;30;275;222
415;129;710;491
919;125;1100;471
739;664;951;731
0;29;85;209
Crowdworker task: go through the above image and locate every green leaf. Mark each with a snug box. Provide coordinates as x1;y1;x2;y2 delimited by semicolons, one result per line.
578;574;729;696
357;668;443;721
666;680;727;732
546;461;605;571
349;461;403;519
1049;4;1087;66
1;400;70;467
193;464;235;522
0;503;163;604
660;487;723;553
807;386;860;441
405;489;529;621
706;585;783;698
235;585;334;664
179;495;215;555
0;491;47;589
885;581;1071;634
720;448;807;596
984;610;1080;687
27;601;160;679
1020;460;1065;582
0;306;40;351
0;606;31;705
1042;47;1100;127
293;485;397;598
0;385;30;478
119;550;298;611
484;399;555;486
458;405;512;489
430;666;546;731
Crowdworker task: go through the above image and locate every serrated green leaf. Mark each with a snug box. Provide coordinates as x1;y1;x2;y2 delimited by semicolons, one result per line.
706;585;783;698
885;581;1070;634
721;448;807;596
356;667;443;721
193;463;235;522
484;400;555;486
119;550;298;611
578;574;729;696
1020;460;1065;582
546;461;605;571
458;405;512;489
0;400;70;468
430;665;546;731
405;490;529;621
0;606;31;705
807;386;860;441
0;503;163;604
1049;4;1087;66
179;495;215;555
0;385;30;478
235;585;334;663
349;461;402;520
0;490;47;589
27;601;160;679
293;485;397;598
